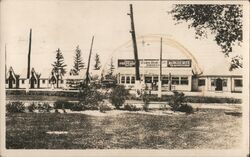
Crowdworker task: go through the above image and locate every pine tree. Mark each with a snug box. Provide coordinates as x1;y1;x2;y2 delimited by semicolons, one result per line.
52;48;67;76
93;53;101;70
72;45;84;75
107;58;115;78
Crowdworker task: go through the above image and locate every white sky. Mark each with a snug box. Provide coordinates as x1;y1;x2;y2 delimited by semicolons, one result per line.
1;0;245;75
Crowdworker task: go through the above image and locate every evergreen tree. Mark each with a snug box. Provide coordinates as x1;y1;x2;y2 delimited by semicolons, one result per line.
93;53;101;70
109;57;115;76
72;45;84;75
52;48;67;76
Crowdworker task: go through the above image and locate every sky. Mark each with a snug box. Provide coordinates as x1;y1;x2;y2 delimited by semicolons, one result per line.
1;0;246;75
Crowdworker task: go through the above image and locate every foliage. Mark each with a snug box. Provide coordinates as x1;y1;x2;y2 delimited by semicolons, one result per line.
109;85;129;109
71;45;85;75
52;48;67;76
169;91;193;113
6;102;25;113
77;84;104;110
229;55;242;71
54;100;75;109
142;91;150;112
99;103;112;113
105;57;115;79
27;102;36;112
37;103;53;113
93;53;101;70
123;103;139;111
170;4;243;70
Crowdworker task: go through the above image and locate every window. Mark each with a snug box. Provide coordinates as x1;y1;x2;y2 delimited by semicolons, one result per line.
162;77;169;85
121;76;125;84
180;77;188;85
145;77;152;83
42;80;46;84
22;80;25;84
234;79;242;87
211;79;215;86
198;79;205;86
131;76;135;84
61;80;64;84
223;79;227;87
126;76;130;84
171;77;179;85
153;77;158;82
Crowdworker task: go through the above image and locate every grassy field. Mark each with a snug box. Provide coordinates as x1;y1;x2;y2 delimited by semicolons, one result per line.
6;108;242;149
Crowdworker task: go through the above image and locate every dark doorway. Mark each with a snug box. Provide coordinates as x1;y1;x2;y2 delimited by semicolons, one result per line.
30;77;36;89
215;78;223;91
8;74;15;89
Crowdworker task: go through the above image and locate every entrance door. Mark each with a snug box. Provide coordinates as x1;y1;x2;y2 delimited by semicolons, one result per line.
30;78;36;89
215;78;222;91
8;79;13;88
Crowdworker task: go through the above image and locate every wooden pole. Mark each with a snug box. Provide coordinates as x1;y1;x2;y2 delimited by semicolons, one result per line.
128;4;140;81
85;36;94;86
27;29;32;79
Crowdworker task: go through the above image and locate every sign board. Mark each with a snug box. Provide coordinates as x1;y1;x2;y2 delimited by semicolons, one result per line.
118;59;191;68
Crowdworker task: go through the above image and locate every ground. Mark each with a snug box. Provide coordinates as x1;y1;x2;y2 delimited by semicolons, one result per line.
6;108;242;149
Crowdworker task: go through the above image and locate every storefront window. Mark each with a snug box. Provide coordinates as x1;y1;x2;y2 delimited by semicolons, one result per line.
223;79;227;87
145;77;152;83
234;79;242;87
162;77;169;84
198;79;205;86
121;76;125;84
172;77;179;85
126;76;130;84
180;77;188;85
211;79;215;86
131;76;135;84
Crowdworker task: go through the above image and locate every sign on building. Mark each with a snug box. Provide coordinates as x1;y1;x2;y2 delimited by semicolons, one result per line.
118;59;191;68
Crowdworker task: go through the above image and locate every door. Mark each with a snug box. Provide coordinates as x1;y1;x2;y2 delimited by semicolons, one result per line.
30;77;36;89
215;78;222;91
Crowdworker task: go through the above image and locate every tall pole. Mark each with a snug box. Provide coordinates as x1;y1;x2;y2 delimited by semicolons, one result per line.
27;29;32;79
26;29;32;92
128;4;140;81
158;38;162;98
85;36;94;86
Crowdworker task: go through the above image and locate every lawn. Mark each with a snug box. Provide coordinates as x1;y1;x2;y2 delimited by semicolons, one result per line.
6;108;242;149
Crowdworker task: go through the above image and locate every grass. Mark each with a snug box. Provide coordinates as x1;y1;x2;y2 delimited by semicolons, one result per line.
6;108;242;149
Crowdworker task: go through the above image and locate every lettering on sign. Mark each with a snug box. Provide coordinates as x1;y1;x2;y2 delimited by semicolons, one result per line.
118;59;191;68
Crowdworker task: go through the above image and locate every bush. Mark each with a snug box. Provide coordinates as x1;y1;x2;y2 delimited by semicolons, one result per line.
27;102;36;112
142;91;150;112
37;103;53;113
169;91;194;114
124;103;139;111
99;103;112;113
177;104;194;114
70;103;84;111
54;100;74;109
109;85;129;109
6;102;25;113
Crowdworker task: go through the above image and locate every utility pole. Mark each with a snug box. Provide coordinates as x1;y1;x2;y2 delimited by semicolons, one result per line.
158;38;162;98
128;4;140;81
128;4;141;97
5;44;7;79
26;29;32;92
85;36;94;86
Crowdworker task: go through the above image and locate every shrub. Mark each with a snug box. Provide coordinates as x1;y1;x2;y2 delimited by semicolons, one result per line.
99;103;112;113
37;103;53;113
169;91;194;114
177;104;194;114
27;102;36;112
142;91;150;112
6;102;25;113
109;85;129;109
124;103;139;111
54;100;74;109
70;103;84;111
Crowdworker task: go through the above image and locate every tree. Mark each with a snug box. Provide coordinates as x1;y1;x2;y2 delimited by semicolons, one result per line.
109;57;115;76
71;45;84;75
169;4;243;71
52;48;67;76
93;53;101;70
